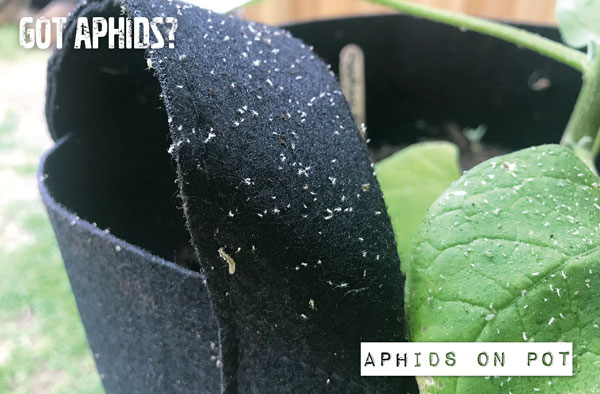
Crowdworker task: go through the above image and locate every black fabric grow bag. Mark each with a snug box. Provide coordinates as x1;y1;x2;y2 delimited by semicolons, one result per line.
38;1;581;393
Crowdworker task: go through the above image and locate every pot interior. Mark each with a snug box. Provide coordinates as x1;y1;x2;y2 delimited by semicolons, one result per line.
44;14;582;268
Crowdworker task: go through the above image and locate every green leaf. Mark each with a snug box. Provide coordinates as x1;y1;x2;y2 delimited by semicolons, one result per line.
376;142;461;272
556;0;600;50
407;144;600;393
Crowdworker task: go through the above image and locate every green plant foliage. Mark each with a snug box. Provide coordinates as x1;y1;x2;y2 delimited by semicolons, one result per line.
376;142;461;271
556;0;600;51
407;144;600;393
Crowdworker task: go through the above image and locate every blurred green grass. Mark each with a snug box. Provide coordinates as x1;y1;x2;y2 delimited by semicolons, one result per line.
0;25;103;394
0;24;41;60
0;25;21;60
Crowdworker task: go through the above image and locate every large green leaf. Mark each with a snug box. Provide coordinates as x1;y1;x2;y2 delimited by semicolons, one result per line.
556;0;600;50
376;142;461;271
407;144;600;393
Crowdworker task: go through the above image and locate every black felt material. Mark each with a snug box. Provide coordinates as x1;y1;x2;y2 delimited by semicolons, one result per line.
44;0;411;392
39;136;221;394
136;2;408;393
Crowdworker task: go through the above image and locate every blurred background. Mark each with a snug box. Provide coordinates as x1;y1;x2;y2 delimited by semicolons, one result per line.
0;0;557;392
0;0;560;25
243;0;557;24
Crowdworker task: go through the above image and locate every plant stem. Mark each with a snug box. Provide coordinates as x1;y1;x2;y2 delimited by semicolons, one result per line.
560;54;600;165
592;125;600;158
368;0;589;73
